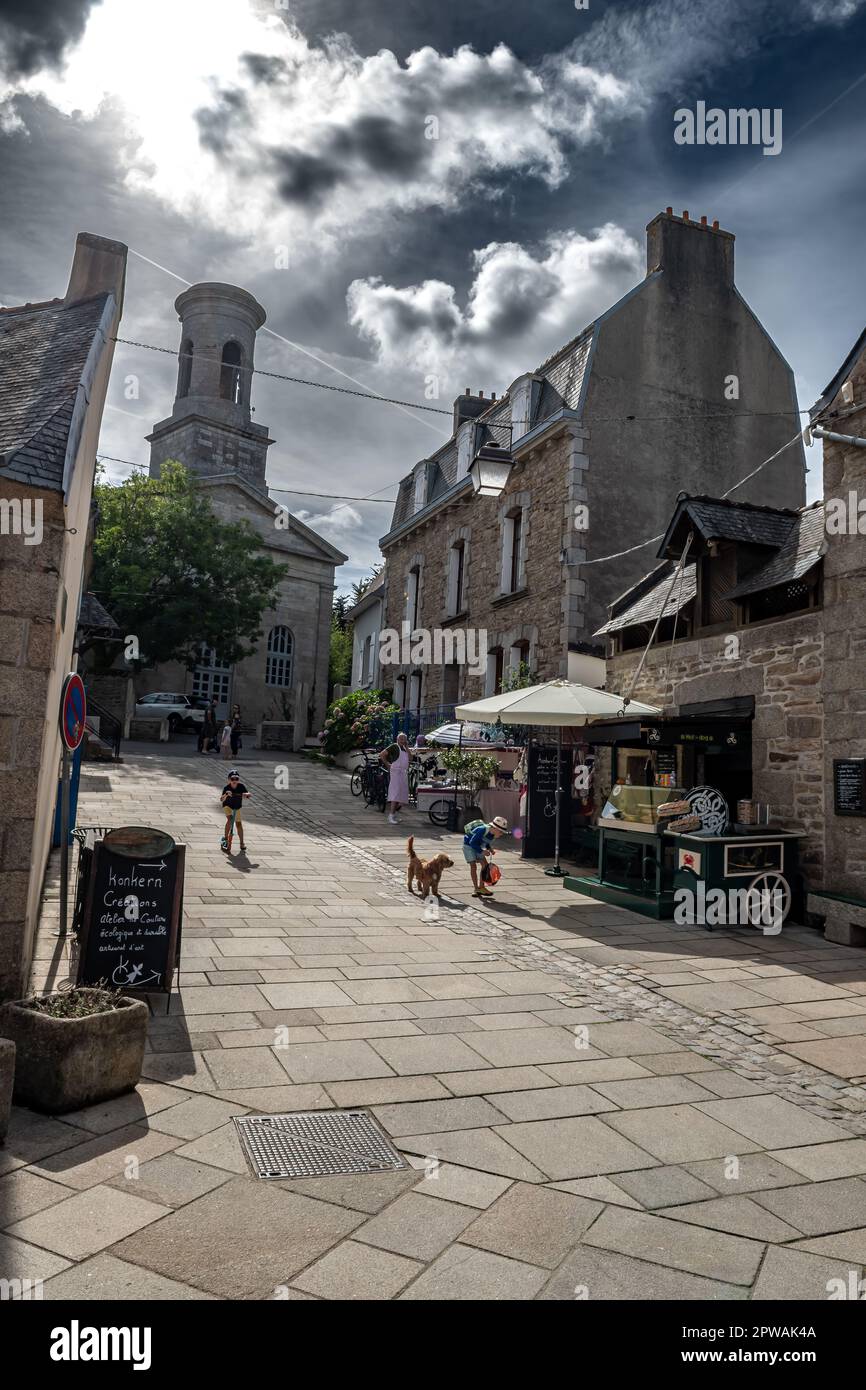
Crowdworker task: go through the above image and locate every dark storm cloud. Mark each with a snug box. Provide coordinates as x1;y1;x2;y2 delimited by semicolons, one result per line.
240;52;288;84
270;114;431;207
196;90;251;157
0;0;100;78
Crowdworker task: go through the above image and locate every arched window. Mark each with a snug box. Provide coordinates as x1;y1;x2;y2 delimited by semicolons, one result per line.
177;339;193;398
219;341;243;405
266;626;294;687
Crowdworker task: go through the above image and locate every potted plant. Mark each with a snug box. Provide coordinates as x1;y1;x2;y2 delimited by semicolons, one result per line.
0;987;148;1115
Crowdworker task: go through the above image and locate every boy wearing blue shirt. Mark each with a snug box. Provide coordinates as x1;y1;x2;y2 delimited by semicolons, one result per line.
463;815;508;897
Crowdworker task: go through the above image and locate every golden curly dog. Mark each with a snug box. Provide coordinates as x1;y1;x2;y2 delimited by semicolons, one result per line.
406;836;454;900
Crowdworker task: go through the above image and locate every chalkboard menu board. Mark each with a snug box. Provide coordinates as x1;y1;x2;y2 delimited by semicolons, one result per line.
834;759;866;818
523;745;572;859
77;829;184;993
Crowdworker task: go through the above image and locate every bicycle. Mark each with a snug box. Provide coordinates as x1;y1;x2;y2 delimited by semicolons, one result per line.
428;788;483;830
350;749;376;797
408;753;439;807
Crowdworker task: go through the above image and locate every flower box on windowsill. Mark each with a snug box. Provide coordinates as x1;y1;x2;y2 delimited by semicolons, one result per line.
491;587;529;608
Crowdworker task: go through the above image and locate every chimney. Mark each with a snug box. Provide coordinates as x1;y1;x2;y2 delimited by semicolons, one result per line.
452;388;492;435
64;232;128;313
645;209;734;291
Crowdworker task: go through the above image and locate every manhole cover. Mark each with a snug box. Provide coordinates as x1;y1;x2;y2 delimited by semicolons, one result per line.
233;1110;409;1180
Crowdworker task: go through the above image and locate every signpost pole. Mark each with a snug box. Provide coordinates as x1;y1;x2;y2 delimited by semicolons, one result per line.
56;672;87;938
58;747;71;938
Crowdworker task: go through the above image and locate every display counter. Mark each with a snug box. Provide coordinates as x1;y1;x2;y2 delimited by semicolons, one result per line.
564;784;687;918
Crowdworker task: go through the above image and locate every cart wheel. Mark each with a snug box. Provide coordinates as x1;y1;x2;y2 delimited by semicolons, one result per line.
428;798;452;827
747;872;791;928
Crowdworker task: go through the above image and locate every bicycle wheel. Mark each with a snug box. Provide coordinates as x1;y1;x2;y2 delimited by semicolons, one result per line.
350;768;363;796
428;798;453;827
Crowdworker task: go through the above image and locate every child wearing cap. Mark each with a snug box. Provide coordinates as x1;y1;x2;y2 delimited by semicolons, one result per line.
462;816;508;897
220;771;250;854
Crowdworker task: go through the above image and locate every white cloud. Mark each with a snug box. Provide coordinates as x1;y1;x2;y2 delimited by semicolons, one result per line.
295;502;363;539
347;224;643;386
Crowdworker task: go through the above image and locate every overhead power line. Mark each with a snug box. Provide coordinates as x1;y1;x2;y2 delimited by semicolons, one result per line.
113;334;811;426
95;455;396;504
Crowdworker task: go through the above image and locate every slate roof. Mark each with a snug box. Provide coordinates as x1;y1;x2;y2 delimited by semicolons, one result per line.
386;323;596;537
809;326;866;421
78;591;119;631
726;501;825;599
0;293;109;492
664;495;797;552
595;562;698;635
597;499;825;637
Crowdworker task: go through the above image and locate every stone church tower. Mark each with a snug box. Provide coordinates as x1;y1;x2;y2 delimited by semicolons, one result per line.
143;283;346;742
148;283;273;484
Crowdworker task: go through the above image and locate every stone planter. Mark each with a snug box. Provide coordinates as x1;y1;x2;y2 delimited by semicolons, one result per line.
0;996;148;1114
0;1038;14;1142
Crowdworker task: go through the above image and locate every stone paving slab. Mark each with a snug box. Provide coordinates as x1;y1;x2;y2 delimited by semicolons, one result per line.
16;750;866;1301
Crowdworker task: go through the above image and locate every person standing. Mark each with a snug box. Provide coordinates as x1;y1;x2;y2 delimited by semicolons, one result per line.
198;702;217;754
220;720;233;760
463;816;509;897
230;704;243;758
380;731;410;825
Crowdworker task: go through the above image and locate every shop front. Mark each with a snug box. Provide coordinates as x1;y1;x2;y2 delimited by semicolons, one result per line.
560;696;807;923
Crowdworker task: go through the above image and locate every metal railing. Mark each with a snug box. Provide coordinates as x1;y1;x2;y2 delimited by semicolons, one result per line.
84;696;123;760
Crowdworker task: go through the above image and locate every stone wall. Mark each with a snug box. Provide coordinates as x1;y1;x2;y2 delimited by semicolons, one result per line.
0;483;63;996
820;349;866;899
605;613;825;885
381;429;574;705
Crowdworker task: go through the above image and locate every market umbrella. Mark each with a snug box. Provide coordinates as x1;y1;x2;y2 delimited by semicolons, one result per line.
455;680;661;876
425;722;501;746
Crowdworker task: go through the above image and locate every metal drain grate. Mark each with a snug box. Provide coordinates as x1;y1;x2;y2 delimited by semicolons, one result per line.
233;1110;409;1180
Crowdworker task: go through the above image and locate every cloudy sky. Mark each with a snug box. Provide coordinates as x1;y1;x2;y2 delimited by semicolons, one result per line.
1;0;865;593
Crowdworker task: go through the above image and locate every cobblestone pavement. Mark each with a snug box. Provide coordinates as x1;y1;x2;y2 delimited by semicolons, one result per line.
4;746;866;1301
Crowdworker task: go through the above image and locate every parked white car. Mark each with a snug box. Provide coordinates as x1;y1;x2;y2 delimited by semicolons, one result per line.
133;692;207;733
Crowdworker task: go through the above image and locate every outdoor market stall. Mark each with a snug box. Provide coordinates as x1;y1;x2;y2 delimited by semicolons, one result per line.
456;681;661;873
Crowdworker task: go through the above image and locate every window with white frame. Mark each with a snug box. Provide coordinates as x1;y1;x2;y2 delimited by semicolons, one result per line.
447;540;467;616
266;626;294;686
501;507;524;593
405;566;421;631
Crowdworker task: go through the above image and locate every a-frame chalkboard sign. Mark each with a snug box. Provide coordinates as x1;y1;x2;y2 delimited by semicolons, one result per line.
76;827;183;998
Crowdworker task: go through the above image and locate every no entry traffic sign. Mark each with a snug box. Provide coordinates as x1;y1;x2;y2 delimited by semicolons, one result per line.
60;672;87;752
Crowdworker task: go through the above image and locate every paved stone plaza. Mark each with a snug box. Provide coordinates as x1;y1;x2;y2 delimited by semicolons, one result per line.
3;746;866;1301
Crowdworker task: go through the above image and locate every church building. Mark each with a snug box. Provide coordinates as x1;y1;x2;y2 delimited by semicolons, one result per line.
142;282;345;739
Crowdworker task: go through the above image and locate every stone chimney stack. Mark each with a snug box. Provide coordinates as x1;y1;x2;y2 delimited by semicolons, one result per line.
646;208;734;293
453;388;493;436
64;232;128;314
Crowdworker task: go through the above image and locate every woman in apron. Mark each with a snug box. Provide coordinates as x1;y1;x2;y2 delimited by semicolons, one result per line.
380;732;411;825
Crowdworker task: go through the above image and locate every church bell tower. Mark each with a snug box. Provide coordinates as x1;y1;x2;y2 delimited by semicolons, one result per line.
147;282;273;486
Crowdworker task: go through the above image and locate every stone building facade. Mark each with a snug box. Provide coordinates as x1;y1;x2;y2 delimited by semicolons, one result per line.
145;283;345;738
379;210;806;710
810;327;866;916
0;233;126;998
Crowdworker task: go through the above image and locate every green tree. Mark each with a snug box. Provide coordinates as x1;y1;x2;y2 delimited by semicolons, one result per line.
88;462;288;670
329;614;353;692
351;563;383;604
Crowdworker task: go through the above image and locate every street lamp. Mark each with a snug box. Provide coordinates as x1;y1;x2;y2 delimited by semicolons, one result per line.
468;443;513;497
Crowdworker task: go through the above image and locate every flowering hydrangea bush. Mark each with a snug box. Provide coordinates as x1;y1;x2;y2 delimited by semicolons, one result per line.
319;689;398;756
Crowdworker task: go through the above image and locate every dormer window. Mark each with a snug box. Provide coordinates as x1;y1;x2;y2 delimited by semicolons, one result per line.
413;466;427;514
